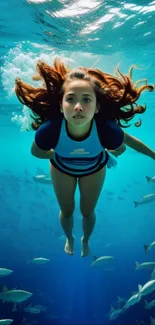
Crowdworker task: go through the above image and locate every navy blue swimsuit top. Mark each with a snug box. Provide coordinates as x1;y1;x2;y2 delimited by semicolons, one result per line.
34;117;124;176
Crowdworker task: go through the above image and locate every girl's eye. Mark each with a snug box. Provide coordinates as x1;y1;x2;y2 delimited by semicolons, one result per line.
83;98;91;103
66;97;74;102
66;97;91;103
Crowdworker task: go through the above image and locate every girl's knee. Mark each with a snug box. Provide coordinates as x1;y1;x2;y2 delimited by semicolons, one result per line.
59;209;74;218
80;208;96;219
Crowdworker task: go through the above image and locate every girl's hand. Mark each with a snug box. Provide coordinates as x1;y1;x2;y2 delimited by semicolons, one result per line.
106;151;118;169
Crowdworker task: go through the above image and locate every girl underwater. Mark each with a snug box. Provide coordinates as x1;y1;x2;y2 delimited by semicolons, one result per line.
15;57;155;257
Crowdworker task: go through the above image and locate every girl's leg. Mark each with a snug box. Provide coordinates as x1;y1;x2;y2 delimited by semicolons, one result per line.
78;166;106;257
50;164;77;255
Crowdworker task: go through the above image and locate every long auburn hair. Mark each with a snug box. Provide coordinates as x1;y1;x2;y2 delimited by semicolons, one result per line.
15;57;154;130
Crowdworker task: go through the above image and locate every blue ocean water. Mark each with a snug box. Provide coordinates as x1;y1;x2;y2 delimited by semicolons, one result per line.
0;1;155;324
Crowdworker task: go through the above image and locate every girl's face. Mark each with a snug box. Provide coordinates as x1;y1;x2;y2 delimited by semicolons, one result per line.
61;80;99;127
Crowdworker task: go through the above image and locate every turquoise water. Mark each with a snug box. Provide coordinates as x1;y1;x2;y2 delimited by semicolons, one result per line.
0;1;155;324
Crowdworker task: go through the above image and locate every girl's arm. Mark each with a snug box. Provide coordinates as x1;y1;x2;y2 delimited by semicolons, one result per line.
108;144;126;157
31;141;54;159
123;132;155;160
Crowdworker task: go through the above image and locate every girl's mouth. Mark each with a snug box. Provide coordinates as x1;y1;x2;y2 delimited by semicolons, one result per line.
73;115;84;119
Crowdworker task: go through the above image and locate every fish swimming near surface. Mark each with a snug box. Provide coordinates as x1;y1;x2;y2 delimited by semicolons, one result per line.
133;194;155;207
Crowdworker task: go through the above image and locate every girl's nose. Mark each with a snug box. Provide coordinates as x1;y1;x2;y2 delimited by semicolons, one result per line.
74;102;83;111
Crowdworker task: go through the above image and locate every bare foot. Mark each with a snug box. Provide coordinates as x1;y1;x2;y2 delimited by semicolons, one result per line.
64;236;74;255
81;237;90;257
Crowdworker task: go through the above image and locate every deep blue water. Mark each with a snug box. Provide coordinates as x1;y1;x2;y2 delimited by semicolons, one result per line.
0;1;155;324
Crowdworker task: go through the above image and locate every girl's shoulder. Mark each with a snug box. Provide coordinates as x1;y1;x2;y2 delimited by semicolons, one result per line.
95;117;124;150
38;118;62;128
35;118;63;150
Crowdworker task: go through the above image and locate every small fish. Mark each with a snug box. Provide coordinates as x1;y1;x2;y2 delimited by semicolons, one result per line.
107;306;123;320
27;257;50;265
0;320;13;325
24;305;40;314
144;241;155;254
150;269;155;280
145;299;155;309
33;175;52;184
133;194;155;208
138;280;155;297
135;261;155;270
123;293;141;310
116;296;126;308
91;255;114;267
33;304;47;312
106;243;112;248
146;176;155;183
0;286;32;303
0;268;13;277
118;196;124;200
150;316;155;325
